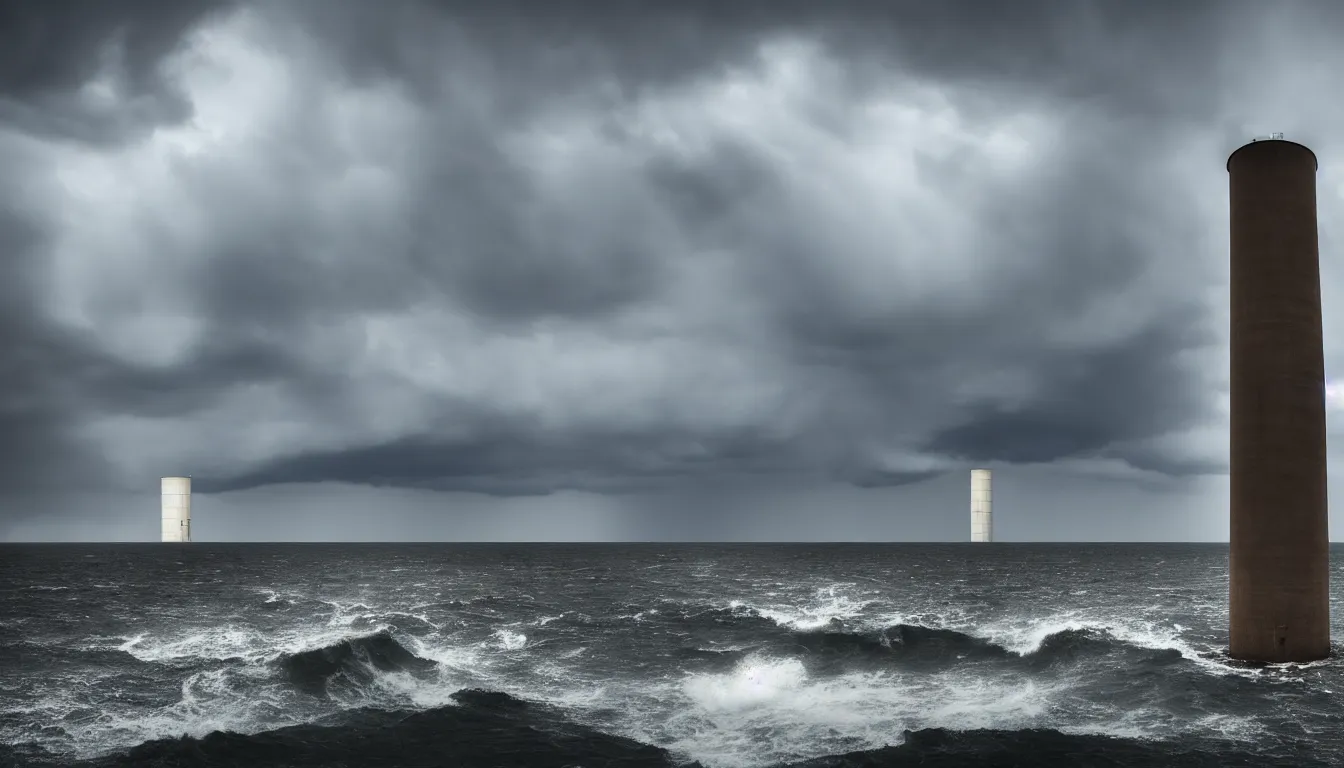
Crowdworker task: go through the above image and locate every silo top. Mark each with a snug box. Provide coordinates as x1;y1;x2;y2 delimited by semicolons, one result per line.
161;476;192;492
1227;139;1318;172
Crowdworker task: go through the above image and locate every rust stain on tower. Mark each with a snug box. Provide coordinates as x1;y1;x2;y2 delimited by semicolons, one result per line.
1227;137;1331;662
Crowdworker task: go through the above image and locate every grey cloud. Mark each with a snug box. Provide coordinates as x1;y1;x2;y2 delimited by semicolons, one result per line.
0;195;105;491
0;0;1329;527
850;469;944;490
0;0;233;521
927;318;1216;468
290;2;1184;78
198;424;800;497
76;337;309;419
0;0;234;144
280;0;1257;130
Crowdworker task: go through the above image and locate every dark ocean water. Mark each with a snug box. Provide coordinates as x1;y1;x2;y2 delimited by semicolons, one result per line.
1;543;1342;768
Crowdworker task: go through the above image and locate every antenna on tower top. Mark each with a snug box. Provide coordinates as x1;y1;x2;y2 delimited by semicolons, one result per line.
1270;132;1285;140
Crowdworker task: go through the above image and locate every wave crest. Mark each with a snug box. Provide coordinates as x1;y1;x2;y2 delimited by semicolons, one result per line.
273;631;437;697
781;624;1177;670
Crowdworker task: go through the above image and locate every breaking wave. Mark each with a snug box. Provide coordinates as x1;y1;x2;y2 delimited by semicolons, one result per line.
602;598;1206;673
273;630;438;697
780;624;1179;671
11;688;1329;768
8;544;1343;768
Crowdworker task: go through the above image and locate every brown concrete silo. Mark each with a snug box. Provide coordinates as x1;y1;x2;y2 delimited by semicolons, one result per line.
1227;137;1331;662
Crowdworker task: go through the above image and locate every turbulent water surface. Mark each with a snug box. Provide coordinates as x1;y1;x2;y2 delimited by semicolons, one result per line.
1;543;1342;767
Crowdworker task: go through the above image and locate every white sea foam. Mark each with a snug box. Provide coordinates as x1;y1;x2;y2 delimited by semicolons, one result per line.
218;587;1307;768
493;629;528;651
23;626;502;761
119;625;271;663
503;591;1292;768
727;583;874;631
249;587;303;604
324;600;380;627
11;554;1333;768
966;613;1272;679
649;653;1056;768
4;663;309;761
682;656;810;713
401;634;490;687
1189;713;1265;742
399;610;443;626
557;641;1280;768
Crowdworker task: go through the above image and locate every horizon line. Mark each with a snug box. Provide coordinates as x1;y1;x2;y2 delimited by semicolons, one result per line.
0;540;1309;545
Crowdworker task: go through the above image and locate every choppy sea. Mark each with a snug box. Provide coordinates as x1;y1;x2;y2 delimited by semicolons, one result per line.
1;543;1342;767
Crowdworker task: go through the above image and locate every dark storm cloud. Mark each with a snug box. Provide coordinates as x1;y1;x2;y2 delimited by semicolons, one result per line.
3;0;1326;516
285;0;1247;127
76;337;309;419
0;205;83;490
0;101;137;495
292;2;1130;79
0;0;232;502
0;0;235;144
198;423;797;496
927;319;1215;470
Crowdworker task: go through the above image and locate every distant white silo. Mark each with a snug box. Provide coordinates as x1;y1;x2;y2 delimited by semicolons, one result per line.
161;477;192;543
970;469;992;542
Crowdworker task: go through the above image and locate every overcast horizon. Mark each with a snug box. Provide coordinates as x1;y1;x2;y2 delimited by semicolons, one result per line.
5;0;1344;542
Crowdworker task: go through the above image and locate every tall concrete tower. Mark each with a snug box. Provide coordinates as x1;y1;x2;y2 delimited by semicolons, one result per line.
970;469;992;542
1227;136;1330;662
161;477;192;543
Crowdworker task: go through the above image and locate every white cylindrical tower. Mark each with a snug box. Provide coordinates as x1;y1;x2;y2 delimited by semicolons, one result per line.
970;469;992;542
161;477;192;543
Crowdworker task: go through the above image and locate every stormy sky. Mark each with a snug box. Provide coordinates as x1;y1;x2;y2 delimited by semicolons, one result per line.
4;0;1344;542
